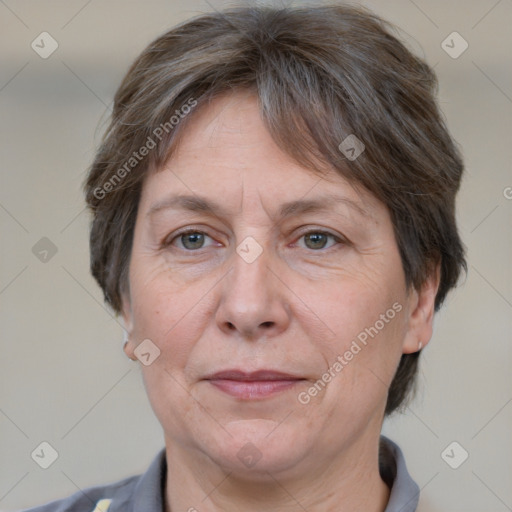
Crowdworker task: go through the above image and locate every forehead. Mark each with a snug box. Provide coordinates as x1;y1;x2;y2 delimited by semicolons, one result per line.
142;91;380;220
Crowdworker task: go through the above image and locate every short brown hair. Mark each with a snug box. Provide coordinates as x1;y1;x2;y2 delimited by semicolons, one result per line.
85;3;466;416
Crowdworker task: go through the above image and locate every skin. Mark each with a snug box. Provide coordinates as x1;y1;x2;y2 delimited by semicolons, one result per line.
123;90;439;512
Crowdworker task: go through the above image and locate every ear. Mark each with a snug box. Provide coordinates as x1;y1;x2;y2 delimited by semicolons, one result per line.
402;264;441;354
121;294;137;361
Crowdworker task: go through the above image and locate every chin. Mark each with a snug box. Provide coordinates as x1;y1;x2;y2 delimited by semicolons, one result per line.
207;419;309;477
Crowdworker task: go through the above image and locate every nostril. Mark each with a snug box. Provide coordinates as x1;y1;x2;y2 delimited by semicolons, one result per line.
223;321;275;332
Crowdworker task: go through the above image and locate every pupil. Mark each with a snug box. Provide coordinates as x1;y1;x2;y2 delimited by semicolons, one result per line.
306;233;327;249
183;232;204;249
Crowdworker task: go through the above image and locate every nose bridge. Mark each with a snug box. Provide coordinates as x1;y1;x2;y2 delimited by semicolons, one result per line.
232;246;271;303
215;241;289;338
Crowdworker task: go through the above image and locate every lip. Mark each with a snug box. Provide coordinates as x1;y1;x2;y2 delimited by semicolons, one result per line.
207;369;303;381
205;369;305;400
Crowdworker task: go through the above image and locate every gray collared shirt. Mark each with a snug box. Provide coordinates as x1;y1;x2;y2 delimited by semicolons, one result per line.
20;435;419;512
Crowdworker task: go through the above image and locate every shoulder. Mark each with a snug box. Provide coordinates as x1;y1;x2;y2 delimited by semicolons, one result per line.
18;448;167;512
19;474;138;512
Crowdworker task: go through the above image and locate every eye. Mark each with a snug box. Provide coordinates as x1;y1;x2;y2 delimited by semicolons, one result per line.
297;231;341;250
171;230;217;250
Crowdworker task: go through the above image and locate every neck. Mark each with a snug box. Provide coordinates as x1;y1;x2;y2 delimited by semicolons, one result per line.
164;432;391;512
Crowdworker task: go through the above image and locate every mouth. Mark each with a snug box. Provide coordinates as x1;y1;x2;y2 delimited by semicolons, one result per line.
205;369;306;400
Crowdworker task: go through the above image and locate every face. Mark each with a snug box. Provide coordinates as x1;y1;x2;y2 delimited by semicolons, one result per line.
123;91;437;479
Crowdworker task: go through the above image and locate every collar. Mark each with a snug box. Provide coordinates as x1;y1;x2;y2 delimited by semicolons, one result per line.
380;435;420;512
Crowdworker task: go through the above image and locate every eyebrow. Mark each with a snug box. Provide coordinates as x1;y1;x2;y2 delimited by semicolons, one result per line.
146;193;370;220
278;194;370;219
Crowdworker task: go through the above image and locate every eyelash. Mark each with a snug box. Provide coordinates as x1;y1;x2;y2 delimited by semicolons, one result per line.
164;227;347;252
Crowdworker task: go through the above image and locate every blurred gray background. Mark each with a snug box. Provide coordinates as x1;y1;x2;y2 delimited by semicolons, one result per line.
0;0;511;511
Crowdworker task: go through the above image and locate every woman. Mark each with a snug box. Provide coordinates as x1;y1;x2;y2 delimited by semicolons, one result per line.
23;3;466;511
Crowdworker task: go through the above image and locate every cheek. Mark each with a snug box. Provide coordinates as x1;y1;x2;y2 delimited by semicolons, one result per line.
128;263;215;364
130;270;217;436
304;271;403;343
298;271;407;397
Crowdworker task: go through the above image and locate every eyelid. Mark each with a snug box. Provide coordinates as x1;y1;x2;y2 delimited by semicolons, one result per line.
292;226;347;242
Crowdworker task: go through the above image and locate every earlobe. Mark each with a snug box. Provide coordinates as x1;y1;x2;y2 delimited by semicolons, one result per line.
123;338;137;361
122;326;138;361
402;265;440;354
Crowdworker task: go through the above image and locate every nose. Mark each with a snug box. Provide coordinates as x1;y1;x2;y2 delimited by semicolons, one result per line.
215;245;291;340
